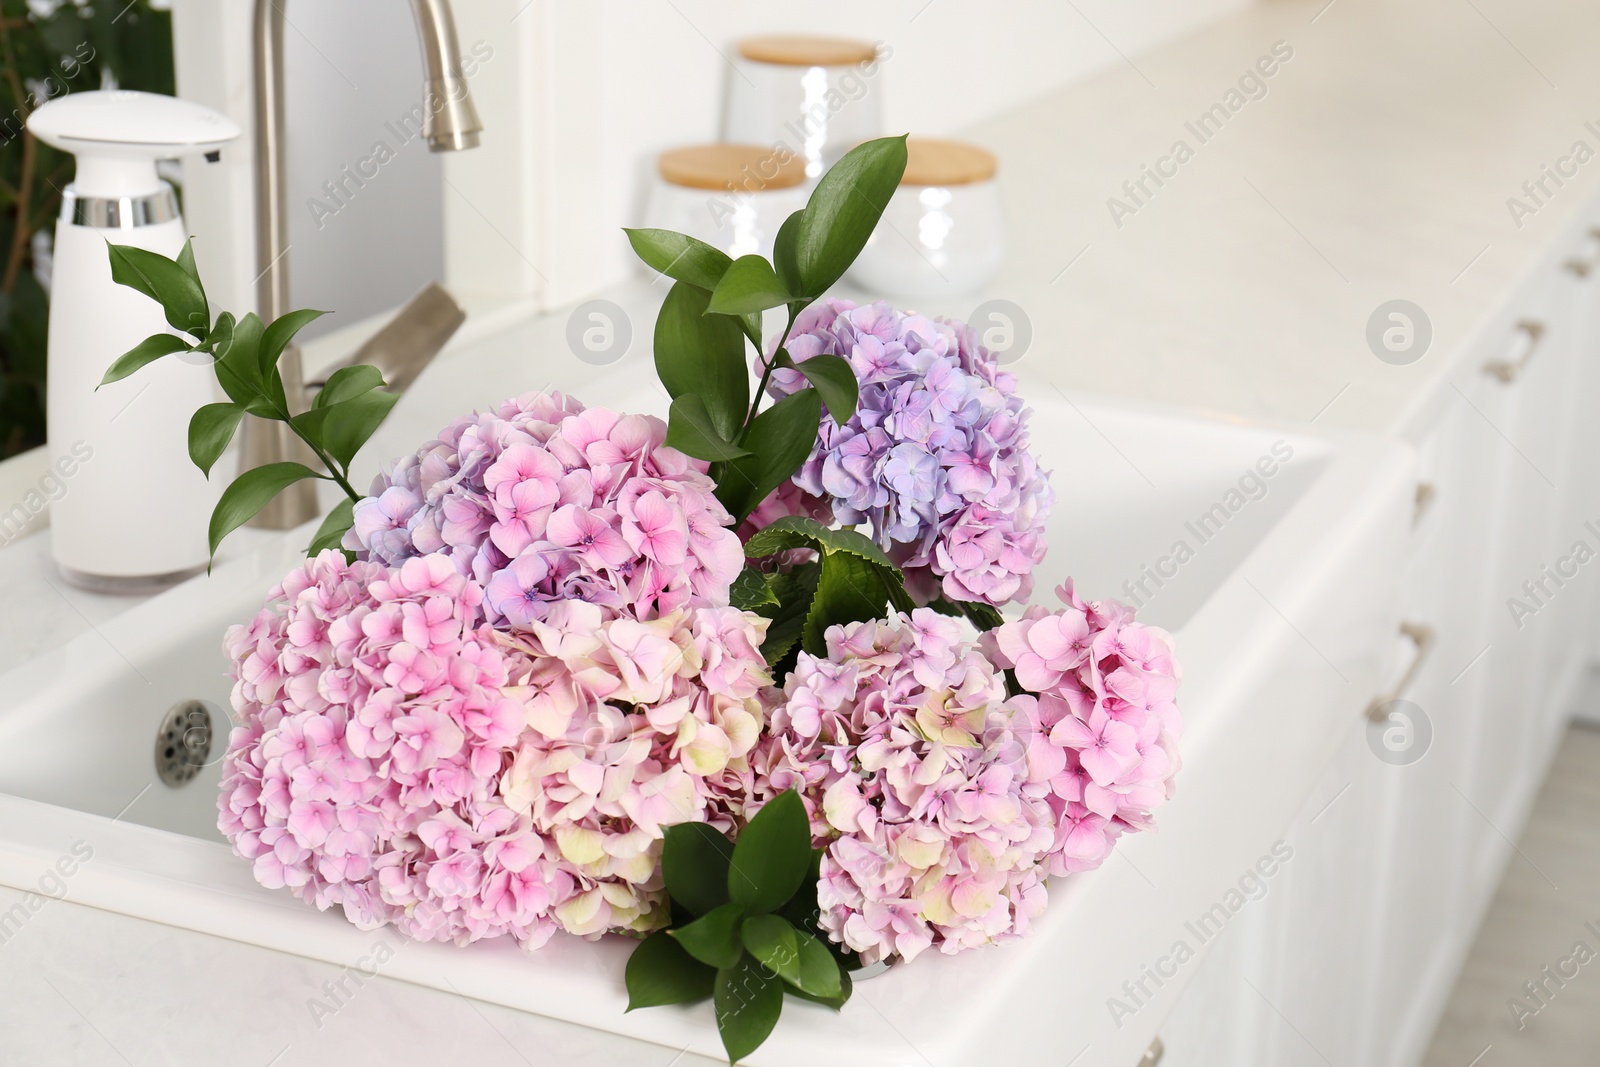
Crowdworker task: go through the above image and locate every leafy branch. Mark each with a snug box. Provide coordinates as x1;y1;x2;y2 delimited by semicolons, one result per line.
626;791;853;1064
99;239;392;561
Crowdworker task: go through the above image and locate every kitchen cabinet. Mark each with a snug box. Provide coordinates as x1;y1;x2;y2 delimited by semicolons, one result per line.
1155;208;1600;1067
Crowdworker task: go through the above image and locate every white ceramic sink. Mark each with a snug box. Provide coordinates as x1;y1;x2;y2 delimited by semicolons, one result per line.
0;379;1414;1067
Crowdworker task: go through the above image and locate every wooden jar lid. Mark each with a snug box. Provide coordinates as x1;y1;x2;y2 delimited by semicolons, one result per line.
657;144;808;191
737;35;878;67
901;138;998;186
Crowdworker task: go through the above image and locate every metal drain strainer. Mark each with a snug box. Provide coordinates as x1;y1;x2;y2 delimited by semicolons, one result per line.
155;700;215;787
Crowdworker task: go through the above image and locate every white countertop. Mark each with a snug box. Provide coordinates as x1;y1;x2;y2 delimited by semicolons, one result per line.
8;0;1600;1062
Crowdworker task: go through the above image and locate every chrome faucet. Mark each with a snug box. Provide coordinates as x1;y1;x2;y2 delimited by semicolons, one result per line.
244;0;482;529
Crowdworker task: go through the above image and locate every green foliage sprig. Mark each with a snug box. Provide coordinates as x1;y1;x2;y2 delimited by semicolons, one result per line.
628;135;911;676
99;239;388;561
626;791;854;1064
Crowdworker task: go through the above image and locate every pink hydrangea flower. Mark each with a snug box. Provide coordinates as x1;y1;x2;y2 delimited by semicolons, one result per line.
743;609;1055;965
344;392;744;623
986;580;1183;875
218;550;772;946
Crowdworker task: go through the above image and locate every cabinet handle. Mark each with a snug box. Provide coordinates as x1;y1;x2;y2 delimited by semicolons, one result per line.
1564;226;1600;277
1137;1036;1165;1067
1366;622;1436;720
1413;482;1437;527
1483;320;1544;383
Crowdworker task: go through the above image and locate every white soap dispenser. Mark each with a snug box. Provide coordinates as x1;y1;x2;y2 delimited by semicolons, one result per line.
27;90;240;593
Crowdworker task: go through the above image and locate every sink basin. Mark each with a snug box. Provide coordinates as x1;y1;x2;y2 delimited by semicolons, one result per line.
0;377;1413;1066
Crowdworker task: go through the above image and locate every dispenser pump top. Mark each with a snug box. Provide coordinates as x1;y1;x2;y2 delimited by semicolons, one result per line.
27;90;240;199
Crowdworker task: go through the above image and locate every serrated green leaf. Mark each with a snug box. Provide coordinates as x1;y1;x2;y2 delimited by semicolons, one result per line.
803;552;897;655
663;821;735;918
187;402;244;478
788;136;908;298
707;255;791;316
209;462;320;559
790;353;858;426
626;930;717;1011
728;790;811;915
307;497;355;556
714;955;783;1063
623;228;733;291
667;394;753;462
742;516;899;576
716;388;823;525
729;565;781;611
669;901;746;969
741;914;801;986
107;242;210;339
99;332;191;387
314;364;386;409
260;308;328;378
655;281;749;440
758;562;819;669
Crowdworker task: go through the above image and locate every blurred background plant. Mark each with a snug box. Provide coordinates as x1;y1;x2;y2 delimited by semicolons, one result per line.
0;0;173;457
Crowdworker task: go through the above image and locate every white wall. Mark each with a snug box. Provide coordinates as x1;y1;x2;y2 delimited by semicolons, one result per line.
175;0;1257;327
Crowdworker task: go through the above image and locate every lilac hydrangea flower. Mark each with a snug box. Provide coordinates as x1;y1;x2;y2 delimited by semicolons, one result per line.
344;392;744;623
764;299;1053;608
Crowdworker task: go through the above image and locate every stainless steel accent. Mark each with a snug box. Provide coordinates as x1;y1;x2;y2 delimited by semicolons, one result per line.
242;0;482;529
410;0;484;151
308;283;466;396
1366;621;1436;721
56;560;207;595
1137;1036;1165;1067
1484;319;1545;383
155;700;215;787
63;186;180;229
1413;481;1437;527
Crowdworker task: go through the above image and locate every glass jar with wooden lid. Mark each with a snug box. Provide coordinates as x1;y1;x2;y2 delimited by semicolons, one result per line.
643;143;810;261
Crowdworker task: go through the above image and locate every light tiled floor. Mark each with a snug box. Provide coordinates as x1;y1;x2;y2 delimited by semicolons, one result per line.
1421;724;1600;1067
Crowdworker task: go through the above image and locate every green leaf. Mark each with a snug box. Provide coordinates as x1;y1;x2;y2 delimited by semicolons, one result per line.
707;255;792;316
107;242;210;339
307;497;355;556
294;389;399;469
626;930;717;1011
175;238;201;287
662;822;734;918
260;308;328;378
209;462;320;559
669;901;746;970
623;228;734;291
803;553;897;655
742;516;899;576
99;332;191;387
314;364;386;409
758;563;818;669
788;136;909;298
655;281;749;440
730;566;780;611
207;311;236;356
741;914;802;987
716;388;823;525
728;790;812;915
791;930;843;999
213;313;267;408
789;354;858;427
784;964;851;1011
187;402;244;478
666;394;752;462
714;954;783;1064
772;210;804;297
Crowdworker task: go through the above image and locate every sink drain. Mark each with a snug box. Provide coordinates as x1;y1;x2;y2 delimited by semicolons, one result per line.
155;700;215;787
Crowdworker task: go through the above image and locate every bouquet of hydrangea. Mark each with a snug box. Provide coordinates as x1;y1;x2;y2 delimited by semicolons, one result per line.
106;135;1180;1065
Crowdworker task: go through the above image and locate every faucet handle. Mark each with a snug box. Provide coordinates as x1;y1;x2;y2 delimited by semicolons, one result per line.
309;282;466;397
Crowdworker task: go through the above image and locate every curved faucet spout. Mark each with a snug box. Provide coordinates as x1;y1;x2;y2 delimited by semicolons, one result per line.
245;0;482;529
